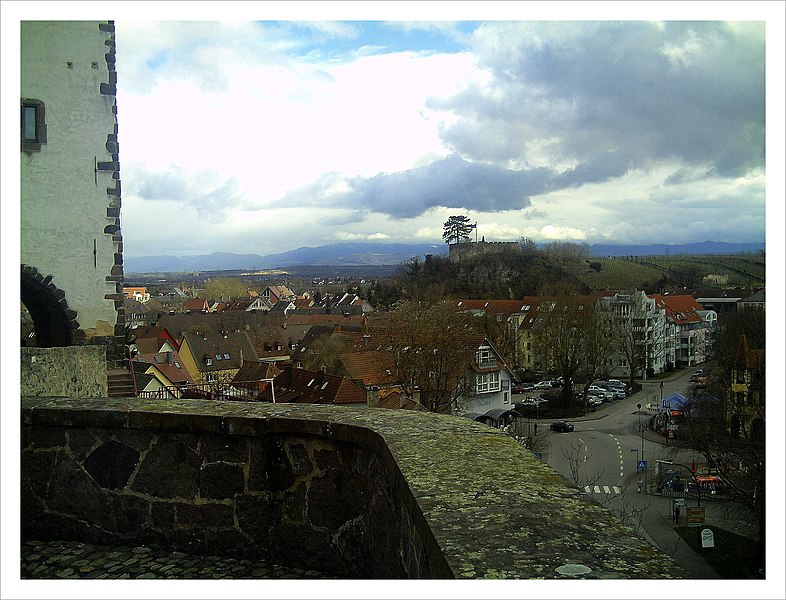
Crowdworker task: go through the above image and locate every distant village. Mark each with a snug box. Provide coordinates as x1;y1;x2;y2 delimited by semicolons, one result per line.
54;266;761;433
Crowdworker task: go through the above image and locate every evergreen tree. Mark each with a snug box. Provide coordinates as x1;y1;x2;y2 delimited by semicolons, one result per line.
442;215;475;245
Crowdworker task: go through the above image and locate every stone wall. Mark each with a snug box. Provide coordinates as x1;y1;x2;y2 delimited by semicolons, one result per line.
21;397;687;579
21;346;107;398
448;240;519;263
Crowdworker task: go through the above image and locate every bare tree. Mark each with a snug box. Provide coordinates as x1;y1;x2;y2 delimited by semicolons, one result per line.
506;418;548;454
204;277;253;301
371;300;481;413
560;442;654;542
561;442;606;491
531;290;614;411
679;309;765;567
602;291;668;387
301;333;352;375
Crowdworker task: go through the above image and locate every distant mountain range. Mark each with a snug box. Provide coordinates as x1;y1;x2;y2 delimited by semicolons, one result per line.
124;240;764;274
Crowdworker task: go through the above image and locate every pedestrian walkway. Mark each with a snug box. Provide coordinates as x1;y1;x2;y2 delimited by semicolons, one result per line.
20;540;333;579
583;484;621;495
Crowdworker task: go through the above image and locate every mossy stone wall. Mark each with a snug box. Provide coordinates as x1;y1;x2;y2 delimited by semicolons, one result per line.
21;396;687;579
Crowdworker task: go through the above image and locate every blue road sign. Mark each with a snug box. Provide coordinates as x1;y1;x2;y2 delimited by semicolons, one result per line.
637;460;647;470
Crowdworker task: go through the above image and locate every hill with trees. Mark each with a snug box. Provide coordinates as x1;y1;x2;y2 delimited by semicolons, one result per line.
357;240;765;308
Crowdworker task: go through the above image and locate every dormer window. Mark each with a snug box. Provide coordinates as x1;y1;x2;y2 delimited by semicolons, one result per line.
215;354;222;361
223;353;230;360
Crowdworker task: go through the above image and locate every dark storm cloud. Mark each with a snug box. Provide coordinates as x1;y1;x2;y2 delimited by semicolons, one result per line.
555;151;632;188
334;154;551;218
435;21;764;183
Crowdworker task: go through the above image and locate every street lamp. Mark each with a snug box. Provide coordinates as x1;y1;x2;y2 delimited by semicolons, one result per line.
636;403;643;448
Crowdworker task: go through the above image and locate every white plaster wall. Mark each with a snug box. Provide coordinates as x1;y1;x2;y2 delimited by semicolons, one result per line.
21;21;119;337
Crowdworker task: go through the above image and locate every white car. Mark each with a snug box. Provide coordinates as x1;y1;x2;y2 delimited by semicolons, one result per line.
534;381;552;389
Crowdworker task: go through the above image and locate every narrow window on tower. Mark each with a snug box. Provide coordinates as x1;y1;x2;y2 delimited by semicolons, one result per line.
21;99;47;152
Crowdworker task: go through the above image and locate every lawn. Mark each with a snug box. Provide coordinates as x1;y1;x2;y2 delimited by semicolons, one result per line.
674;525;763;579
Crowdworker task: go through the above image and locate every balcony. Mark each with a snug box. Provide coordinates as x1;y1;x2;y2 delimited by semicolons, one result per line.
476;358;498;369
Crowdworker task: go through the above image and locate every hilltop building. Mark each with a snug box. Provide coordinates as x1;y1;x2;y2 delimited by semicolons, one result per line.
448;238;519;263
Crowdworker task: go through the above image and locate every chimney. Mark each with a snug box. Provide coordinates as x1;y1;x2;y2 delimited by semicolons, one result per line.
367;386;380;408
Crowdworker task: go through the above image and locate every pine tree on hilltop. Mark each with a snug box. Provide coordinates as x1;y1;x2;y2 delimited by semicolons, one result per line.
442;215;475;245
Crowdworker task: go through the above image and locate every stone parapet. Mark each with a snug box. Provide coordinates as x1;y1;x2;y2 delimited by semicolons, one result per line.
20;397;688;579
21;347;107;398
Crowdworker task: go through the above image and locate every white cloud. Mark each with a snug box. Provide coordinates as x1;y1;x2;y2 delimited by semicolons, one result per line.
539;225;588;241
101;18;777;255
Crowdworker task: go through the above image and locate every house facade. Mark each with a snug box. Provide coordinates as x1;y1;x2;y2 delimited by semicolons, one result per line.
262;285;296;305
123;287;150;303
455;299;533;370
600;291;668;378
652;295;710;368
21;21;125;363
457;338;516;415
728;334;765;440
178;330;260;384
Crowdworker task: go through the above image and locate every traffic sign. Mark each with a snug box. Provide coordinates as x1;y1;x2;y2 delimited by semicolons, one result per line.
637;460;647;470
686;506;706;527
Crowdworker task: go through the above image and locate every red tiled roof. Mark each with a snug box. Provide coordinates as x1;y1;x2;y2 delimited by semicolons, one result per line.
181;331;260;373
183;297;209;312
339;351;400;386
376;388;426;411
131;325;179;350
285;314;365;327
231;361;282;390
735;335;765;370
455;299;531;314
651;295;704;324
134;351;193;385
262;366;366;405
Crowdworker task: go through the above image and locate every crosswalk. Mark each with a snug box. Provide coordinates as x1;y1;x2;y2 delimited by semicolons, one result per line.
583;485;622;495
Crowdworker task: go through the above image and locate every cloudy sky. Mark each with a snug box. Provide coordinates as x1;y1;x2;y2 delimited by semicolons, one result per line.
6;2;784;260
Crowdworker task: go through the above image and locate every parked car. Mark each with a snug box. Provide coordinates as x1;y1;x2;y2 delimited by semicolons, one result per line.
550;421;575;433
587;397;603;407
612;389;626;400
511;382;535;394
534;381;552;389
607;379;627;388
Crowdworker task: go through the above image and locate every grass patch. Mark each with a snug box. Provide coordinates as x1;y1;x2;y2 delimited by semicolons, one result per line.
674;525;763;579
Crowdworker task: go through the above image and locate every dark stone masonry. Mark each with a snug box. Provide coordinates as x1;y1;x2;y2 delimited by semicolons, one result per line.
21;396;689;579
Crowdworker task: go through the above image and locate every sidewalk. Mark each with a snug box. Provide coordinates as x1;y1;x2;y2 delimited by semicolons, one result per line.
625;491;720;579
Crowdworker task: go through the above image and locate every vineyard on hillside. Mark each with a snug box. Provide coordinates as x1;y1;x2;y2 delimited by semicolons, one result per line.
579;253;765;291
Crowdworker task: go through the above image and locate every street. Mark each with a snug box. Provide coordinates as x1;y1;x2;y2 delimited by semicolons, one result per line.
539;368;760;577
